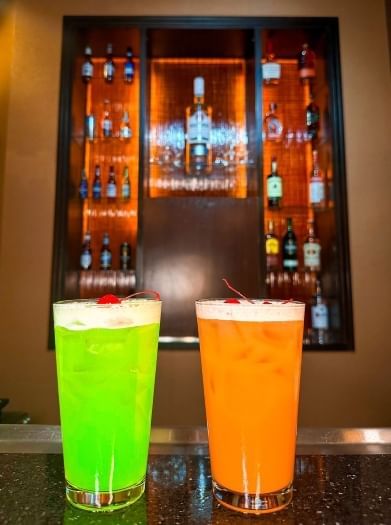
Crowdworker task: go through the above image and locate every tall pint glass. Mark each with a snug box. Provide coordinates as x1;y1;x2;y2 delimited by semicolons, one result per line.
196;299;305;514
53;298;161;512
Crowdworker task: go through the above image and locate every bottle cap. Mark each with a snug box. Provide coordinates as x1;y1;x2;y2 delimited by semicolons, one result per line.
85;46;92;55
107;43;113;54
194;77;205;97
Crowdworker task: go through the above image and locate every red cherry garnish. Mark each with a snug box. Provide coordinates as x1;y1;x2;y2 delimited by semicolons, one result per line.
263;300;272;304
224;298;241;304
97;294;121;304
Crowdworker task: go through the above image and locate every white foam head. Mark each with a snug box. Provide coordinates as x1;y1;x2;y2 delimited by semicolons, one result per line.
195;299;305;322
53;299;161;330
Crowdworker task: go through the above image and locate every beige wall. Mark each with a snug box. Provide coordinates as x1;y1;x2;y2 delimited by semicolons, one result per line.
0;0;390;426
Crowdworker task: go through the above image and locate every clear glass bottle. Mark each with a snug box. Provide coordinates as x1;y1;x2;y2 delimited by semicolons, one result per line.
185;77;212;176
309;150;326;208
100;233;112;270
121;165;131;200
106;166;117;199
124;47;135;83
262;42;281;85
80;231;92;270
303;219;321;272
103;43;115;83
298;43;316;83
263;102;283;141
265;219;280;270
282;217;298;272
81;46;93;83
119;111;132;140
92;165;102;200
311;279;329;344
78;168;88;200
267;156;283;209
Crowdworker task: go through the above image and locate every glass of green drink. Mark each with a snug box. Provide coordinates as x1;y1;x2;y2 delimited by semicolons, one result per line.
53;297;161;512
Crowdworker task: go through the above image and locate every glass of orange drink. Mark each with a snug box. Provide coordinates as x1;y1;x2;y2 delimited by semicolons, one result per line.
196;298;305;514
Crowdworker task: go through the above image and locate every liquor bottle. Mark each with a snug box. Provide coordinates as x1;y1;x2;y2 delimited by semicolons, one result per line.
265;219;280;270
121;165;131;200
102;100;113;138
303;220;321;272
100;233;112;270
80;231;92;270
103;43;115;83
124;47;135;83
92;165;102;200
106;166;117;199
298;43;316;83
81;46;93;83
120;242;131;270
185;76;212;175
85;114;96;141
282;217;298;272
311;279;329;344
262;42;281;85
119;111;132;140
309;150;325;208
306;95;320;141
267;156;283;209
263;103;283;141
79;168;88;199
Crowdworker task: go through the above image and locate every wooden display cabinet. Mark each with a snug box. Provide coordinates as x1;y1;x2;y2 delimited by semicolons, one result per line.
50;17;353;350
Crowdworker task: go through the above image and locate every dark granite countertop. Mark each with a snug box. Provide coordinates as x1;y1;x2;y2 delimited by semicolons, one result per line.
0;427;390;524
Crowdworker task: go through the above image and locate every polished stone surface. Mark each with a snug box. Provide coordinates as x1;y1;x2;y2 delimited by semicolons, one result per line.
0;453;390;524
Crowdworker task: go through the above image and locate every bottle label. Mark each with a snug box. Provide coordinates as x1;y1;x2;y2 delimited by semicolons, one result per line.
187;110;211;144
304;242;321;268
85;116;95;139
122;183;130;199
285;241;297;255
106;183;117;198
306;110;319;126
262;62;281;80
120;126;132;139
100;250;112;269
267;176;282;198
124;62;134;78
265;116;283;140
79;182;88;199
310;180;325;204
80;252;92;270
104;63;115;78
103;119;112;136
311;304;329;329
93;183;101;199
283;259;298;269
266;238;279;255
82;62;93;78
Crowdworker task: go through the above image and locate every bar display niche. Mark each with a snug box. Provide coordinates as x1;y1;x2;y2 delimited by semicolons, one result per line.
51;17;353;350
141;28;260;344
260;26;352;348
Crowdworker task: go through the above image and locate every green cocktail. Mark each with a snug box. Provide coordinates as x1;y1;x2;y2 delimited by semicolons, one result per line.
53;298;161;512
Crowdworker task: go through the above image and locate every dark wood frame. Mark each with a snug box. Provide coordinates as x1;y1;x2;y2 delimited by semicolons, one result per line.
50;16;354;351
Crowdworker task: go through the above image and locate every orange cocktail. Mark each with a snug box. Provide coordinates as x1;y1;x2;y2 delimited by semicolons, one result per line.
196;299;305;514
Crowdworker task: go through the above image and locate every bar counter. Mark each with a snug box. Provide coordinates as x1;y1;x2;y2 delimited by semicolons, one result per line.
0;426;390;524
